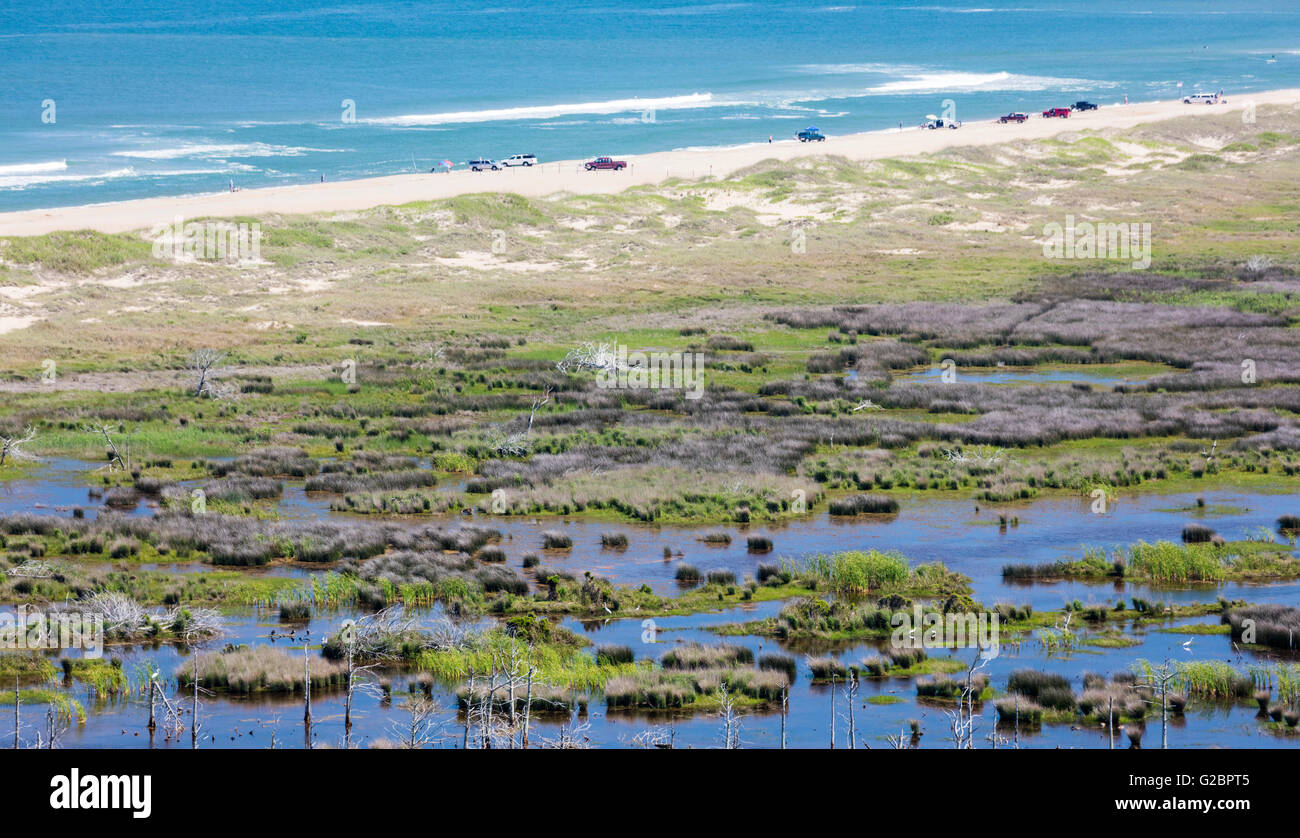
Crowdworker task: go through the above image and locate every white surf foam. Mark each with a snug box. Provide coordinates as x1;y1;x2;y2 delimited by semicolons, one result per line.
110;143;347;160
363;93;716;126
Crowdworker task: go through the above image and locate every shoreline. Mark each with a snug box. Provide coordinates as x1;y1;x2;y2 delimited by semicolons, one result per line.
2;88;1298;237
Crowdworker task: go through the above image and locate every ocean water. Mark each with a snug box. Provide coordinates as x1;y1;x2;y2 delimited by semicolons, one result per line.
0;0;1297;212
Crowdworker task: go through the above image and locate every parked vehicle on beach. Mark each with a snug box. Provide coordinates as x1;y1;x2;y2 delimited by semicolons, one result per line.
468;158;500;171
1073;101;1099;111
1183;92;1226;104
999;112;1029;123
920;118;959;129
1041;107;1071;118
500;154;538;167
584;156;627;170
796;127;826;142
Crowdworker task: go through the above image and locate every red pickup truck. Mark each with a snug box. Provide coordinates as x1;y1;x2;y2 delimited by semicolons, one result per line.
999;112;1029;123
584;156;627;171
1041;107;1071;118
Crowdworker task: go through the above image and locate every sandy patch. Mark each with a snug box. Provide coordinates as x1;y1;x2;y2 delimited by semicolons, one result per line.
0;280;65;302
435;252;558;272
0;315;38;335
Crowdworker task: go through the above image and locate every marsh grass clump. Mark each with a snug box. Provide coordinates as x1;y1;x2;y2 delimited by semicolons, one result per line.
674;564;701;585
474;545;507;563
746;536;773;553
344;546;523;602
178;645;346;694
701;532;732;545
994;697;1044;725
787;550;909;593
277;600;311;621
764;597;895;639
886;646;928;669
1152;660;1253;700
1181;523;1217;544
1127;541;1226;583
1278;515;1300;535
1254;689;1272;712
458;682;582;714
1007;669;1076;710
541;530;573;550
705;569;737;586
595;644;635;666
994;603;1034;622
758;653;797;682
600;532;629;549
304;469;436;494
0;653;59;683
102;487;140;509
202;476;283;503
1224;605;1300;650
828;494;899;516
604;666;787;710
916;673;989;700
860;656;890;676
756;563;790;585
806;656;849;681
662;643;753;670
210;447;319;478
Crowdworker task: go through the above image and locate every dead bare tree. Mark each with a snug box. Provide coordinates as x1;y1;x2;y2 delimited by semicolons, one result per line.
187;349;231;399
1136;658;1178;750
150;670;185;742
828;671;837;749
83;424;127;472
337;623;382;749
42;703;69;749
946;649;992;749
718;682;741;749
490;387;552;457
849;673;859;748
537;719;591;749
0;426;37;467
629;726;675;749
303;642;312;749
780;685;788;749
391;695;448;749
555;342;622;374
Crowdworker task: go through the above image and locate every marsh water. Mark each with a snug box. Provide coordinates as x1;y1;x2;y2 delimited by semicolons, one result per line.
5;459;1298;748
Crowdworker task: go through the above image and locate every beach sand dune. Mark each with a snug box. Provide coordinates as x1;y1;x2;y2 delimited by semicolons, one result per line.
1;90;1296;237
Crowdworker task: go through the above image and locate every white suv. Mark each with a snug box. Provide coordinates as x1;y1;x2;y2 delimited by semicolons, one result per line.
1183;92;1225;104
500;153;538;167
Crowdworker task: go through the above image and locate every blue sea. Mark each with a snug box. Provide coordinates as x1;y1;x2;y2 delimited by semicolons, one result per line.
1;0;1297;212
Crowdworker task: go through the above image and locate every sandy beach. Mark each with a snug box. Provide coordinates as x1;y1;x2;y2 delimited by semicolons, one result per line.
2;89;1297;237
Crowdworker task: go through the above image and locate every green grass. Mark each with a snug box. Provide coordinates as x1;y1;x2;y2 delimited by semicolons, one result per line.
1;230;152;273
